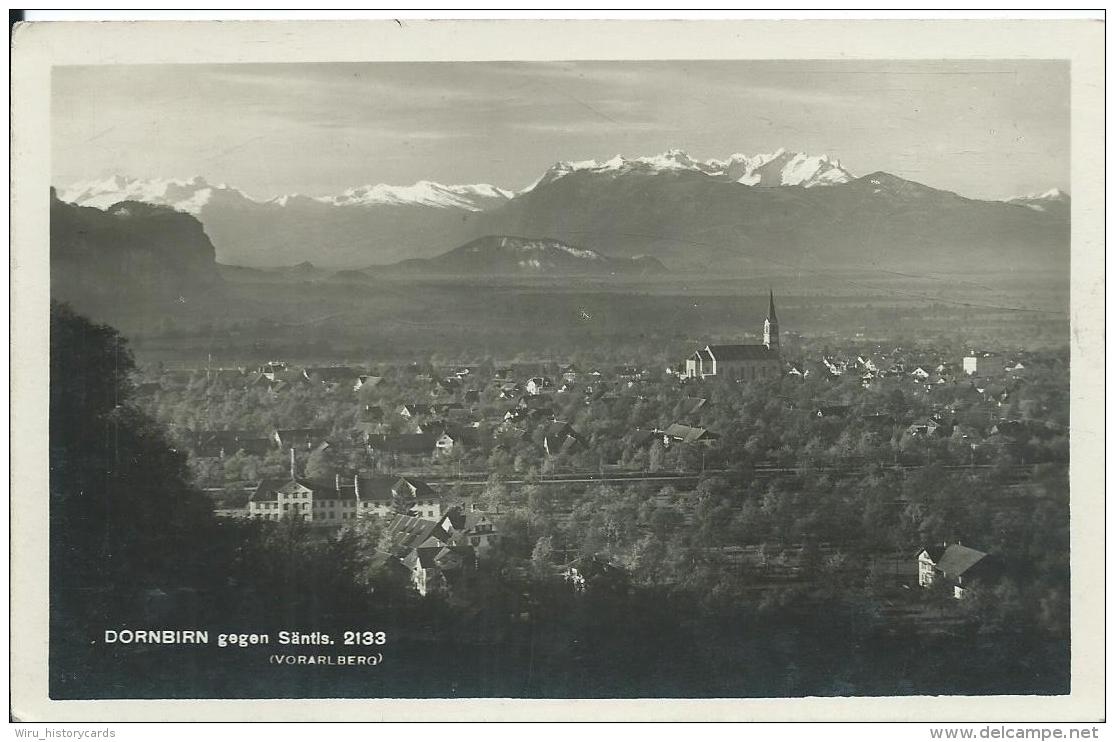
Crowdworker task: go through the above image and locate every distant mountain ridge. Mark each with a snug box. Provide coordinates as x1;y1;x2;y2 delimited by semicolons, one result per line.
525;148;854;191
56;150;1069;272
1007;188;1071;216
58;148;856;219
471;168;1069;274
59;175;513;213
379;235;667;276
50;188;223;322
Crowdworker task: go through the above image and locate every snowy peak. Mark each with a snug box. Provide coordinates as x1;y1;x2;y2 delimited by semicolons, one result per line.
1013;187;1070;202
526;148;854;192
60;175;513;214
1008;187;1070;213
740;150;852;187
319;180;513;211
58;175;250;215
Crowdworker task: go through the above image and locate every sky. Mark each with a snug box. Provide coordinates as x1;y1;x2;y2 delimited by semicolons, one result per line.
52;60;1069;201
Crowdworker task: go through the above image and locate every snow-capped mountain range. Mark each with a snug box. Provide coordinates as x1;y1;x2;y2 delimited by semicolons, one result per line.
60;175;237;215
56;149;1069;270
60;149;1065;217
60;175;515;215
60;148;856;216
320;181;514;210
527;148;854;191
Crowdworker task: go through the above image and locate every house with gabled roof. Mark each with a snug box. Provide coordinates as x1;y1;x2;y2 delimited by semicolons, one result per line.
248;475;359;526
909;366;932;381
434;426;480;457
352;421;389;444
440;507;501;554
787;362;808;378
340;474;398;520
661;423;718;446
353;374;382;392
271;428;327;451
393;477;439;519
822;356;847;377
397;403;433;419
917;542;996;599
526;377;554;396
381;506;498;596
561;555;628;594
542;421;585;456
381;515;454;595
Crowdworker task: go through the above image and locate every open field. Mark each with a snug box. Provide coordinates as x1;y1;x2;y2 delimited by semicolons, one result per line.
124;269;1069;367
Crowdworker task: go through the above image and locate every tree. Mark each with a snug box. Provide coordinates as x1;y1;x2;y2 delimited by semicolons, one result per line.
481;473;510;513
305;445;339;482
50;302;216;590
525;484;552;515
530;535;554;576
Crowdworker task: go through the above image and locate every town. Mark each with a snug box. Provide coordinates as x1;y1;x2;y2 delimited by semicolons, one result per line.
134;293;1067;610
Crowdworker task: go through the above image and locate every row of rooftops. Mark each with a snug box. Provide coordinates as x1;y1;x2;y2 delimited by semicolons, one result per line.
140;343;1044;396
249;474;433;504
137;361;655;390
186;377;1047;465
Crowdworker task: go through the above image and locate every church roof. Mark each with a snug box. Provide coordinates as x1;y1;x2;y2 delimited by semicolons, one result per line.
706;344;778;361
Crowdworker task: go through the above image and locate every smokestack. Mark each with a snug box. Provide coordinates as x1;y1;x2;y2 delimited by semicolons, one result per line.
354;474;360;501
289;448;296;479
335;473;341;490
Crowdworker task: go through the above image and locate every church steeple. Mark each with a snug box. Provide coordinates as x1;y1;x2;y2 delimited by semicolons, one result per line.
763;289;780;352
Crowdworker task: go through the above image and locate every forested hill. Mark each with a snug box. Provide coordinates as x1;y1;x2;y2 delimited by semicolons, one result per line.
50;189;224;324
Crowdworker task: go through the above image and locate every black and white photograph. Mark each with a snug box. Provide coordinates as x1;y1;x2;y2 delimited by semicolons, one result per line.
9;16;1106;725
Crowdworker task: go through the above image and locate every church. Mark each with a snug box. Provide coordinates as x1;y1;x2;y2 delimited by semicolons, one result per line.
684;291;782;382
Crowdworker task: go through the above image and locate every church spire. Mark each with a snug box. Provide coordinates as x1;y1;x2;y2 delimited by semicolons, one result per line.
763;289;780;352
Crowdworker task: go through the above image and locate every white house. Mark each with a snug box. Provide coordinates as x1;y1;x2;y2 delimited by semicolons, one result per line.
917;543;993;599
